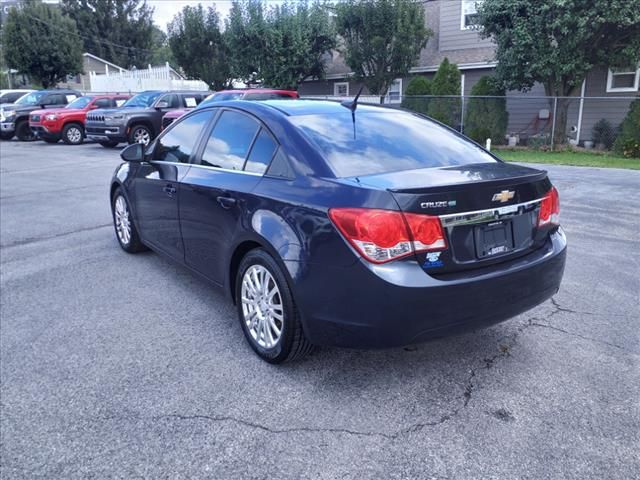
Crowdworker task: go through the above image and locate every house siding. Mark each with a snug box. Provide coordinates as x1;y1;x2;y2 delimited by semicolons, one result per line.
579;67;637;142
439;0;493;52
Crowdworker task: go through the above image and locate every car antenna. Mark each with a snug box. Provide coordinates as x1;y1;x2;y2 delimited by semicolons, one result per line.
341;86;364;139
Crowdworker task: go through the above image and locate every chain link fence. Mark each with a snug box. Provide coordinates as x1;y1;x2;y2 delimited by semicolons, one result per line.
303;94;637;151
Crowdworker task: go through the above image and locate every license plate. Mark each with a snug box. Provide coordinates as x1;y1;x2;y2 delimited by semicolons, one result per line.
475;220;514;258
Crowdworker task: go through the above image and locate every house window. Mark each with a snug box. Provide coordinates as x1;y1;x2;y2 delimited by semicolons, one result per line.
606;66;640;92
461;0;482;30
387;78;402;103
334;82;349;97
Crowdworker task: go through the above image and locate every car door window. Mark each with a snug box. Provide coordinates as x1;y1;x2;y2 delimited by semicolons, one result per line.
44;94;63;105
114;98;128;107
152;111;212;164
201;110;259;170
158;94;179;108
94;98;111;108
244;128;277;174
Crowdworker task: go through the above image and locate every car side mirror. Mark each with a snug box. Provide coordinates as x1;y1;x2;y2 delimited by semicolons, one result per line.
156;100;170;109
120;143;145;163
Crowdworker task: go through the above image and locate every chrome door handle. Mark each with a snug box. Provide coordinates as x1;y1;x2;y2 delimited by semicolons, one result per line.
216;196;237;209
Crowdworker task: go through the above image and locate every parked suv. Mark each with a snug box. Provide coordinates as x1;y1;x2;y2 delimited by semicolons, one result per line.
86;90;209;147
29;94;130;145
0;89;82;141
161;88;299;129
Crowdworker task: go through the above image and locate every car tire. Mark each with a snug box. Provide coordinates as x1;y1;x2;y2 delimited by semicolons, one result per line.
43;138;59;144
111;188;147;254
99;140;119;148
235;249;314;363
62;123;84;145
0;132;13;140
128;125;152;146
16;121;36;141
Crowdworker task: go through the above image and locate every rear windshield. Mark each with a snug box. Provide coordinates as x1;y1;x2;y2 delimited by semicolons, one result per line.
290;110;497;177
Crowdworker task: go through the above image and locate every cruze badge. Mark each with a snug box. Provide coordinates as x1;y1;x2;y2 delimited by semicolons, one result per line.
421;200;457;209
492;190;515;203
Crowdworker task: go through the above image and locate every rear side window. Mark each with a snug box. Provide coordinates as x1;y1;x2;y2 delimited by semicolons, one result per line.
245;129;277;174
114;98;128;107
182;95;200;108
201;110;259;170
290;111;498;177
153;111;212;163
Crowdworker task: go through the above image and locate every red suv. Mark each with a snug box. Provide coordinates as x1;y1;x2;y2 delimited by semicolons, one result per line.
30;94;130;145
162;88;299;129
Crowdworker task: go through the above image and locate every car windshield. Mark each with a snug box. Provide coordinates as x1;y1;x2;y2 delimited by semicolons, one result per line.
290;110;498;177
122;92;161;108
66;96;93;109
15;91;46;105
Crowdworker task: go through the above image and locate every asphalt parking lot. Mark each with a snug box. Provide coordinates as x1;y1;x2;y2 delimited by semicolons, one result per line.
1;139;638;479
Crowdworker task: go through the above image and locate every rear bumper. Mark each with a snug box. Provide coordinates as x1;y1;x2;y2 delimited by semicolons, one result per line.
292;229;567;348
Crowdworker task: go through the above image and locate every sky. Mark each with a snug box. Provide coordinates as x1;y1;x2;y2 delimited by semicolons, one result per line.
148;0;285;31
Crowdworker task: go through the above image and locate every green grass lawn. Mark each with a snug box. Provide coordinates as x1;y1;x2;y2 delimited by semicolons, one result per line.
495;149;640;170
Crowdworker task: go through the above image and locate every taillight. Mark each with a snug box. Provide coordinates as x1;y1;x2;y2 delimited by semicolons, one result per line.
328;208;446;264
538;186;560;227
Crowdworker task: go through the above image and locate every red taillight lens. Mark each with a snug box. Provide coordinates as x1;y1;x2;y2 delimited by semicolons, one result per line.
538;186;560;227
328;208;446;264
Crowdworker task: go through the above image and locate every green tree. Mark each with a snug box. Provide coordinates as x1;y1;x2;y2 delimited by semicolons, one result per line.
1;1;83;88
465;75;508;145
427;58;461;127
61;0;155;68
168;5;232;90
261;1;336;89
149;26;176;68
401;75;431;114
225;0;268;84
478;0;640;145
613;99;640;158
335;0;431;102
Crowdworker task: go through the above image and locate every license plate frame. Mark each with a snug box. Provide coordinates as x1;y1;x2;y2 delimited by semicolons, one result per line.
474;220;514;259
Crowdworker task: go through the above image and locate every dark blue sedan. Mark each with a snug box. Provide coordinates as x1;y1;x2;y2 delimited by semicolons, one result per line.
110;100;566;363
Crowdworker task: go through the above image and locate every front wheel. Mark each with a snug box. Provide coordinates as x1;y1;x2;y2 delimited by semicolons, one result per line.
111;188;147;253
16;121;36;141
0;131;13;140
236;249;314;363
128;125;152;146
62;123;84;145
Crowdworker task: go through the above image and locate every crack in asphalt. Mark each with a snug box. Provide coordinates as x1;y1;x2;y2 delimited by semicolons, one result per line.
1;223;112;249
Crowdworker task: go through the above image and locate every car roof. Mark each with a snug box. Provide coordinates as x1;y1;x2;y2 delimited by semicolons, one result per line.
254;99;399;116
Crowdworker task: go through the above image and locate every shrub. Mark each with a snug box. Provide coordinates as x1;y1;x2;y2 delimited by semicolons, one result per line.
464;75;508;145
591;119;617;150
401;76;432;114
427;58;461;128
614;99;640;158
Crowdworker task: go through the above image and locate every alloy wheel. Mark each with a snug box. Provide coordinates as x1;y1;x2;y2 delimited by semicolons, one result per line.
67;126;82;144
114;195;131;245
241;265;284;349
133;127;150;145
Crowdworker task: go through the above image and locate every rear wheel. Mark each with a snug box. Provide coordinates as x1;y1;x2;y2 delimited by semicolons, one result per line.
111;188;147;253
62;123;84;145
128;125;152;146
99;140;119;148
236;249;313;363
16;121;35;141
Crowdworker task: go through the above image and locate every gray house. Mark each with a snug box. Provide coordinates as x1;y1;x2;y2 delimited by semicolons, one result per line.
299;0;638;144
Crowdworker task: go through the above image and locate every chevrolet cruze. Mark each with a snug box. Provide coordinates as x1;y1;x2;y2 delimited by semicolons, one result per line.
110;100;566;363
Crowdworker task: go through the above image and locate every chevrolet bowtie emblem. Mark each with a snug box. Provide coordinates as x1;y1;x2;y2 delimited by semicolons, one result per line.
492;190;515;203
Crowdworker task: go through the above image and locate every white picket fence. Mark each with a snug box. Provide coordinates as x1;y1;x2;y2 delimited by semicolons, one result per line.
88;63;208;93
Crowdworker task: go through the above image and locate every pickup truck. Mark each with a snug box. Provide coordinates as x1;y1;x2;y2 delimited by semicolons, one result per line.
0;89;82;141
30;94;130;145
85;90;209;147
